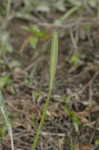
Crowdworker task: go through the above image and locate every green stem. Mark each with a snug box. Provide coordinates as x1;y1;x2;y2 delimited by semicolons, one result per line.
32;90;51;150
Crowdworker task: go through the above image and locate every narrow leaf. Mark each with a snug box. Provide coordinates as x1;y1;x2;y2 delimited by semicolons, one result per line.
49;31;58;91
32;32;59;150
0;75;11;90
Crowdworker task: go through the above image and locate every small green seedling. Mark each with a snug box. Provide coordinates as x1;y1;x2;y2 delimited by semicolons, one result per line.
70;52;80;65
0;125;7;137
63;96;81;132
95;139;99;145
0;75;11;90
21;25;51;50
70;111;81;132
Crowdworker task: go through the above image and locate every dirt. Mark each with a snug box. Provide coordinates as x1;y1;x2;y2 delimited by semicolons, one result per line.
0;5;99;150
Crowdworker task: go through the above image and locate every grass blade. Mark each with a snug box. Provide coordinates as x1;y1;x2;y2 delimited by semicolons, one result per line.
32;31;59;150
49;32;59;92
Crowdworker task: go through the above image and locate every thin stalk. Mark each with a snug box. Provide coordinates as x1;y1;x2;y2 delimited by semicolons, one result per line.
32;90;51;150
32;32;59;150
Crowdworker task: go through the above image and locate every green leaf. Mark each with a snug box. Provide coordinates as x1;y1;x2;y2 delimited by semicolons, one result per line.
95;140;99;145
30;37;38;48
70;111;81;132
23;25;50;39
23;25;40;32
0;75;11;90
71;53;80;65
0;126;7;137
